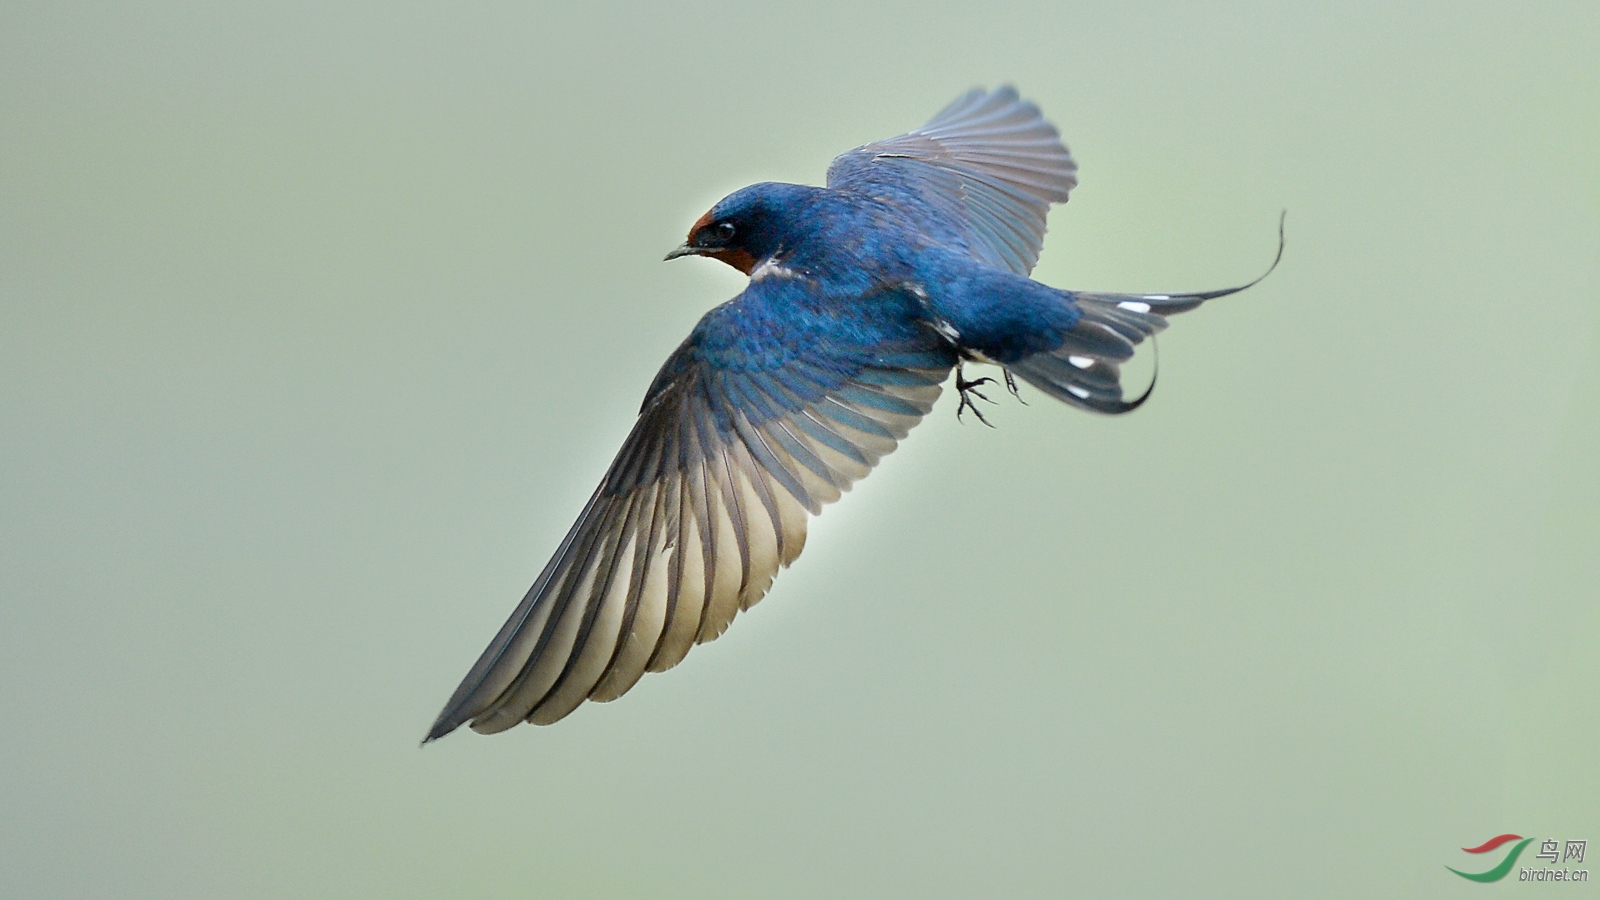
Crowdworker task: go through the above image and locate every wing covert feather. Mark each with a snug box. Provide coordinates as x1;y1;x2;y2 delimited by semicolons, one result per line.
827;85;1076;276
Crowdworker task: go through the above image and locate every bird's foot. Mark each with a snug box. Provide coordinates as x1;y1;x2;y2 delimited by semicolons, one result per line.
955;366;997;427
1003;368;1026;404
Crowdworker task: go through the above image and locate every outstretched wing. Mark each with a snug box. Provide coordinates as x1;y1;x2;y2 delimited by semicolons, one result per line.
427;279;955;738
827;86;1077;276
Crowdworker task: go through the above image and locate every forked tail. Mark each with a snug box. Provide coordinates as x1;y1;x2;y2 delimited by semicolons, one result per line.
1009;212;1285;413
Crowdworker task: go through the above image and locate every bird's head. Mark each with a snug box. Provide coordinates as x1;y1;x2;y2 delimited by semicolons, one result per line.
665;182;813;274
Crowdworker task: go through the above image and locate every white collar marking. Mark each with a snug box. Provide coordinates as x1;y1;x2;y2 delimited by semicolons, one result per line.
750;257;801;281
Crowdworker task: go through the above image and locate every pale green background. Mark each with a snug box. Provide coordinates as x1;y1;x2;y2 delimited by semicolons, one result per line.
3;2;1596;897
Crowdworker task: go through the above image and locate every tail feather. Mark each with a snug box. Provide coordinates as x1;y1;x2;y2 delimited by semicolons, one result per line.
1008;300;1164;413
1009;213;1284;414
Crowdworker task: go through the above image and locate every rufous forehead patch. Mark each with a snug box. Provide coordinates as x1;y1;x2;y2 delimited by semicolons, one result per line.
689;210;715;239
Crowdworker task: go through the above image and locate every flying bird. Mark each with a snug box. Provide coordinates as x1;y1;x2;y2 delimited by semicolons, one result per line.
426;86;1279;740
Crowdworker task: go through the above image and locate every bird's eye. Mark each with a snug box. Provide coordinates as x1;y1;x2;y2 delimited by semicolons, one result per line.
714;221;736;241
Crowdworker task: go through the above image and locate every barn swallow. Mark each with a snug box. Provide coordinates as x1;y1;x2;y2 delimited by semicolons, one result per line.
426;86;1280;740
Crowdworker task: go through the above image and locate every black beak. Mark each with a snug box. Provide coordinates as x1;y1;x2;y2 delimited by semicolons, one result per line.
664;244;699;261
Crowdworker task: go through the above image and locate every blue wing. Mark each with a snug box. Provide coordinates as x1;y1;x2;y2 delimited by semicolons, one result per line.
827;86;1077;276
427;279;956;736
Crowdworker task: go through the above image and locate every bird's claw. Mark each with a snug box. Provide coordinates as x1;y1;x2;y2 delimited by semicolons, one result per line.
955;367;998;427
1003;368;1026;404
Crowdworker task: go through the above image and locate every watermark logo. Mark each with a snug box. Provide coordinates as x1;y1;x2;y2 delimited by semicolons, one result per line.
1449;834;1588;884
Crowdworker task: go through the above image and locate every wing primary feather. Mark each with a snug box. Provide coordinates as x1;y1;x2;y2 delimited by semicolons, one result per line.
527;491;643;724
586;409;673;684
729;407;814;511
425;483;607;741
593;409;678;691
800;406;896;459
530;448;667;718
596;479;663;676
645;421;703;673
833;383;927;417
786;406;876;466
760;420;841;508
818;396;898;439
689;393;746;642
827;395;921;439
781;414;874;483
752;371;877;465
712;442;753;592
681;396;718;612
720;439;782;609
589;477;671;702
763;415;847;488
728;414;791;562
472;494;620;732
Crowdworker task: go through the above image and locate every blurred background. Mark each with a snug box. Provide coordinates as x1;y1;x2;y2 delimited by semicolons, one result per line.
3;2;1596;897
